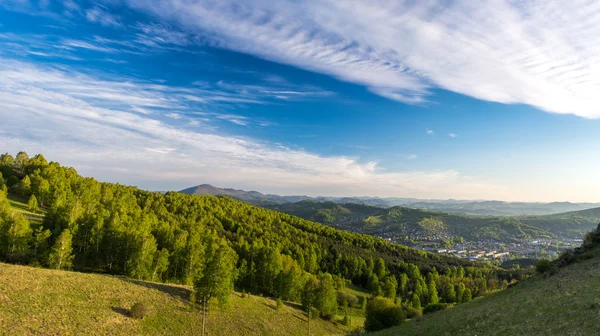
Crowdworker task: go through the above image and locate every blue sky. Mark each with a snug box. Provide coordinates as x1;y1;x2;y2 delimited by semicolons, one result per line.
1;0;600;201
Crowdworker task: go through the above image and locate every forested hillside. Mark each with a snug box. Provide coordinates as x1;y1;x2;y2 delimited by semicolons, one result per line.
519;208;600;239
267;201;556;243
0;152;525;331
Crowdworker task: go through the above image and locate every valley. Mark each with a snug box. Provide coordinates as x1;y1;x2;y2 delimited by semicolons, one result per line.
248;200;597;264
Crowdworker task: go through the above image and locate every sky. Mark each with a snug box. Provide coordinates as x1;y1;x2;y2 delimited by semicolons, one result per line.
1;0;600;202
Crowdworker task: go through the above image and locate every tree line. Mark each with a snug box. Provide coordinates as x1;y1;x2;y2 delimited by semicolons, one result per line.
0;152;527;329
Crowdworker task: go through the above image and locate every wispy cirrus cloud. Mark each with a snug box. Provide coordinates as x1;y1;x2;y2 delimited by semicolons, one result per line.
85;7;121;28
119;0;600;118
0;56;505;198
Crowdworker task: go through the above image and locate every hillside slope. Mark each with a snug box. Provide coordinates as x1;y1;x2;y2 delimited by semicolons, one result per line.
520;207;600;238
179;184;292;205
0;263;347;336
404;200;600;216
372;232;600;336
267;201;554;243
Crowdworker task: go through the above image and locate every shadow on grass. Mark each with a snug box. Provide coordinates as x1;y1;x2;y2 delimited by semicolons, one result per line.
111;306;130;317
261;301;276;310
118;278;192;302
284;301;304;310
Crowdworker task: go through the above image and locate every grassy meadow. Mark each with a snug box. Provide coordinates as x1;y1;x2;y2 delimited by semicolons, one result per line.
0;263;351;336
7;193;45;225
372;249;600;336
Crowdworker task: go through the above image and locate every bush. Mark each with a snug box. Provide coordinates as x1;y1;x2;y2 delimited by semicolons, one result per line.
359;296;367;310
582;229;600;249
130;302;151;319
276;298;284;310
403;305;422;319
337;291;358;307
365;297;406;332
557;249;575;267
346;326;364;336
536;259;551;273
342;314;351;327
423;303;449;314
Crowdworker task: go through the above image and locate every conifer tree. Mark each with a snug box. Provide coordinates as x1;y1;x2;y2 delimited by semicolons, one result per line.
28;194;38;213
382;275;398;298
455;283;465;303
462;288;472;302
412;293;422;311
374;257;386;278
445;283;457;303
428;278;439;304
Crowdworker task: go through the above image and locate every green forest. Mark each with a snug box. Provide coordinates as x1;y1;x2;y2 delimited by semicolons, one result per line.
0;152;527;331
268;200;600;243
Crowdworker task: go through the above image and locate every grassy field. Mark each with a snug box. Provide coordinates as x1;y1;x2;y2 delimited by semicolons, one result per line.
7;193;45;225
372;249;600;336
0;263;351;336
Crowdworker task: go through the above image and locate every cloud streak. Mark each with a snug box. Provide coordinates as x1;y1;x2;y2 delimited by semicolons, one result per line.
122;0;600;118
0;56;505;199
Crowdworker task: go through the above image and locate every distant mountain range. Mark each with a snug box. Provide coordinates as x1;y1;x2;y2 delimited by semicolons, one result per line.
179;184;600;216
179;184;417;208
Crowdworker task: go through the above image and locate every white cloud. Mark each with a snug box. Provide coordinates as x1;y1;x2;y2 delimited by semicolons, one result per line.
449;133;457;138
214;113;248;126
62;39;118;53
123;0;600;118
165;112;182;119
407;154;417;160
86;7;121;28
0;56;506;199
426;129;434;135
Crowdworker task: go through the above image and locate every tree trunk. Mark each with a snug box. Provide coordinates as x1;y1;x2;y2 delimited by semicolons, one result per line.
202;299;206;336
307;305;311;336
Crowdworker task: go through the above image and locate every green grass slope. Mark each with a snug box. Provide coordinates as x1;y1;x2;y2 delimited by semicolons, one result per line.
6;193;45;225
0;263;347;336
371;249;600;336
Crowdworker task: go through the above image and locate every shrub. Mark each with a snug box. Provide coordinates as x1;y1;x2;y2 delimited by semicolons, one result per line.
337;291;358;307
403;305;422;319
365;297;406;332
582;229;600;249
276;298;284;310
557;249;575;267
359;296;367;310
346;326;364;336
130;302;151;319
342;314;351;327
423;303;449;314
536;259;551;273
